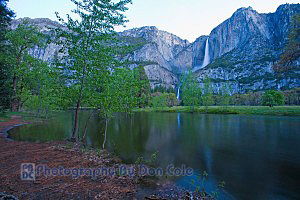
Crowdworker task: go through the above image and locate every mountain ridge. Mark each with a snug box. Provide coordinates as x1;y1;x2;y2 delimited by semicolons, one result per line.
11;3;300;93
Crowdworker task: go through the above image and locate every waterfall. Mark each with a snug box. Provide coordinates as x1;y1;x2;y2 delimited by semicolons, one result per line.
202;38;210;68
176;87;180;100
192;38;210;72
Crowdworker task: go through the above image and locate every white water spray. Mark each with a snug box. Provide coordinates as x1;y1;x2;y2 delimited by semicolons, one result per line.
176;87;180;100
192;38;210;72
202;38;210;68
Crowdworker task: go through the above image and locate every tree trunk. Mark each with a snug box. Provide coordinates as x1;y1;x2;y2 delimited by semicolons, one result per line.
11;74;18;112
82;110;95;143
71;99;81;141
102;119;108;149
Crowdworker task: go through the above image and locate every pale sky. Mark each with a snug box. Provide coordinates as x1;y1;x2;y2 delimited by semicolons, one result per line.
7;0;299;42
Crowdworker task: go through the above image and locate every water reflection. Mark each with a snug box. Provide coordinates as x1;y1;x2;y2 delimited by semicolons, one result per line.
9;112;300;199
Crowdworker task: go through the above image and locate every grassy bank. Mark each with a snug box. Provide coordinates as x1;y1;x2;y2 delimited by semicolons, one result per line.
134;106;300;116
0;112;21;122
0;111;50;122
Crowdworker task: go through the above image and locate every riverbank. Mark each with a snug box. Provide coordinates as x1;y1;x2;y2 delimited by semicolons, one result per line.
0;116;195;200
135;106;300;116
0;116;139;199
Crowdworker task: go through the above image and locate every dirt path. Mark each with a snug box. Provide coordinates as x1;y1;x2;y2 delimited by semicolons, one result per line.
0;117;137;200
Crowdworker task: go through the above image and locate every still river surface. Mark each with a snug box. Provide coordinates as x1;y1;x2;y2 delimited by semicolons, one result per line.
9;112;300;199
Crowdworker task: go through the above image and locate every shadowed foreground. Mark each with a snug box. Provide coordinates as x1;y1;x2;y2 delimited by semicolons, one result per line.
0;117;137;200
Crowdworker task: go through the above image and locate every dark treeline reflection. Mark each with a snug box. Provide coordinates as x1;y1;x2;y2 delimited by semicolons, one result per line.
9;112;300;199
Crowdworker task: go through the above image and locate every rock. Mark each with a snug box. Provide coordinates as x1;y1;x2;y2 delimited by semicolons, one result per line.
10;3;300;92
0;193;19;200
192;3;300;93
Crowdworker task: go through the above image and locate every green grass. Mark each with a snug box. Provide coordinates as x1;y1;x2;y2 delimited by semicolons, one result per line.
134;106;300;116
0;111;46;122
0;111;21;122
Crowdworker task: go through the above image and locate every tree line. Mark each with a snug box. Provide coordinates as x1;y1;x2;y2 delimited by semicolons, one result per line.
151;71;300;109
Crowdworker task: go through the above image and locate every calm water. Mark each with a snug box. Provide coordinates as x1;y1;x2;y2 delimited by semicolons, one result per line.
9;111;300;199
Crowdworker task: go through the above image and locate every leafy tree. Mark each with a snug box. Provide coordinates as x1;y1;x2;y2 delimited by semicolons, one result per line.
90;67;143;148
165;93;178;107
181;70;201;112
136;65;151;108
55;0;132;141
151;93;167;108
261;90;284;107
219;82;232;107
0;0;14;32
0;0;14;48
0;0;14;111
108;67;142;113
283;88;300;105
274;14;300;72
3;21;45;111
92;72;115;149
22;60;62;117
150;92;177;108
202;77;214;112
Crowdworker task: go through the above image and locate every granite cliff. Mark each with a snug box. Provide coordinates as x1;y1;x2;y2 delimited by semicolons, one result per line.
11;3;300;93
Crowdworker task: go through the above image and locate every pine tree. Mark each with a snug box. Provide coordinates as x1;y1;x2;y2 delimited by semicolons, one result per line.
0;0;14;111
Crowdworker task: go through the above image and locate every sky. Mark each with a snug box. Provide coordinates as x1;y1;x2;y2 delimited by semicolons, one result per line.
7;0;299;42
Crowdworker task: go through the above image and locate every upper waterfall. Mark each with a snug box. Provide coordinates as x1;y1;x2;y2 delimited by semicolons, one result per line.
202;38;210;68
192;38;210;72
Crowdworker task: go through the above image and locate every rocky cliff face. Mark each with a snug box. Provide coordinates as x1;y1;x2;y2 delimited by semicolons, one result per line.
11;18;64;63
119;26;190;88
12;4;300;92
193;4;300;93
119;4;300;92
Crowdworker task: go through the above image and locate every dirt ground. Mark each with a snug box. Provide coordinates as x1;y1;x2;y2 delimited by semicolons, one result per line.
0;116;137;200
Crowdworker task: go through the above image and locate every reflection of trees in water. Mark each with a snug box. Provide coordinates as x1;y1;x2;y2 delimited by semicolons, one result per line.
11;112;300;199
104;113;153;163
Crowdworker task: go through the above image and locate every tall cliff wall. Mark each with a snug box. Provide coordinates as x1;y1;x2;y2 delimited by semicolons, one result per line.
11;4;300;92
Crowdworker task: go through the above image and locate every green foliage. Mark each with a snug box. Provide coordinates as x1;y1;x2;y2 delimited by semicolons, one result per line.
136;65;151;108
165;93;179;107
0;0;14;111
219;82;232;107
283;88;300;105
205;54;232;69
261;90;284;107
54;0;132;140
1;21;48;112
94;67;144;115
135;151;159;166
90;66;148;147
152;85;175;93
202;77;214;110
116;36;148;56
151;92;178;108
22;61;62;117
0;0;14;45
191;171;225;199
151;93;168;108
136;106;300;116
231;91;261;106
181;71;202;111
